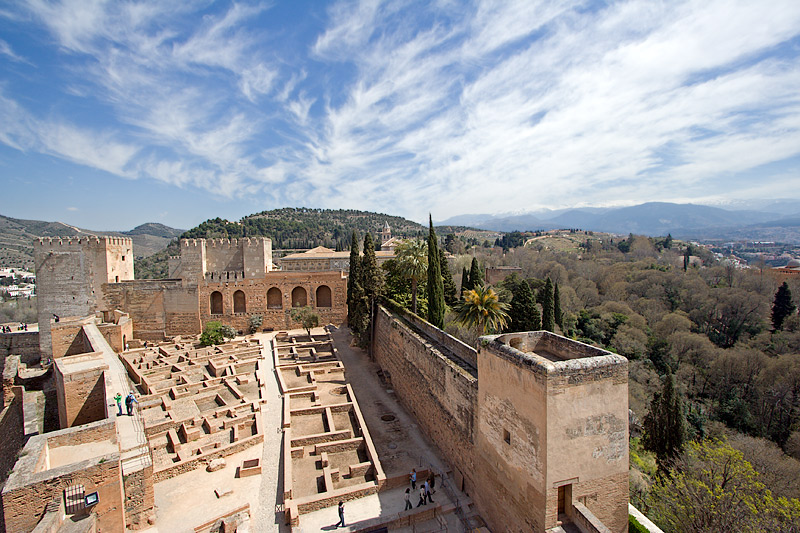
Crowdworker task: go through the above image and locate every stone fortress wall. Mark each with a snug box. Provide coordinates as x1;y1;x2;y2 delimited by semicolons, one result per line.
34;236;134;358
372;304;629;533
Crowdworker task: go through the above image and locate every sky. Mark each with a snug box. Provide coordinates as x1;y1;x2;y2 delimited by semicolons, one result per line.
1;0;799;231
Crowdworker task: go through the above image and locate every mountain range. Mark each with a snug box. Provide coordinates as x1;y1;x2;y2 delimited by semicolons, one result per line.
436;201;800;243
0;214;184;270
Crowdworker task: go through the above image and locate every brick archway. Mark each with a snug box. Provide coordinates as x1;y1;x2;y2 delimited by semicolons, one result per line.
316;285;332;308
291;286;307;307
210;291;223;315
267;287;282;309
233;290;246;313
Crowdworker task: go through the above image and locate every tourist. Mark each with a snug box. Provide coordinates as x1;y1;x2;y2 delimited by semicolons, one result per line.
424;479;434;503
114;392;123;415
125;392;139;416
404;488;412;510
335;501;345;527
417;485;427;507
427;471;436;494
410;468;417;490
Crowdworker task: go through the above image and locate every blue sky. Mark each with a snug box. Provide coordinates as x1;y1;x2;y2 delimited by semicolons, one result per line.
1;0;799;231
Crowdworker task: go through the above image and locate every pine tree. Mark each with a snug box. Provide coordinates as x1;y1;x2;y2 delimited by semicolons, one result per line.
553;282;563;330
346;230;361;324
643;372;687;472
460;267;470;298
508;279;540;332
541;278;555;332
427;215;445;329
771;282;796;331
439;248;458;306
468;257;482;289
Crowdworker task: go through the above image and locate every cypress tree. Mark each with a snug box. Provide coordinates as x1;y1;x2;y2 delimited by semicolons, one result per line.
361;233;382;303
357;233;382;346
427;215;445;329
541;278;555;332
468;257;482;289
439;248;458;306
346;230;361;324
460;267;470;298
509;279;540;332
643;372;687;472
771;281;796;331
553;282;563;330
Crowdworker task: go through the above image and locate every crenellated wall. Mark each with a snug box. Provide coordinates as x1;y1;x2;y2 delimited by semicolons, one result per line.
34;236;134;357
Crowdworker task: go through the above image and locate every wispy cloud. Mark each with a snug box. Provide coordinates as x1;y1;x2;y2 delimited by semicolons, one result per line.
1;0;799;224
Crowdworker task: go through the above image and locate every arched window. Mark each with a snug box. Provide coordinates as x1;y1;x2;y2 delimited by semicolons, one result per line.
233;290;246;314
316;285;332;308
267;287;282;309
210;291;223;315
291;287;307;307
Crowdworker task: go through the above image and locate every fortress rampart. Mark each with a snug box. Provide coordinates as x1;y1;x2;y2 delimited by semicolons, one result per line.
372;304;629;533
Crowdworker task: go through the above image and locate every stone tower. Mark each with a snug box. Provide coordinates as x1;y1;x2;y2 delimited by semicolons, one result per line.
381;221;391;244
34;236;134;358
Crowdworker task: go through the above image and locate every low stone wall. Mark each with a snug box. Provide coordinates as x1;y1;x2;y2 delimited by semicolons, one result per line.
124;464;155;530
0;331;40;365
573;502;612;533
0;388;25;487
372;305;478;490
152;433;264;483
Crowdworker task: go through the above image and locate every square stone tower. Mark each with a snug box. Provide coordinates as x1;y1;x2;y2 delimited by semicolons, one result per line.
34;236;134;358
475;331;629;532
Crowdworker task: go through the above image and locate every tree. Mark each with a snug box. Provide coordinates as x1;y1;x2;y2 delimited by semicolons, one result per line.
358;233;383;346
395;239;427;315
553;282;563;329
455;284;510;335
427;215;445;329
643;372;687;472
248;314;263;334
647;440;800;533
290;306;320;338
468;257;483;290
541;278;555;332
460;267;470;298
199;321;236;346
772;282;796;332
439;248;458;306
361;233;382;303
347;230;361;323
508;278;540;332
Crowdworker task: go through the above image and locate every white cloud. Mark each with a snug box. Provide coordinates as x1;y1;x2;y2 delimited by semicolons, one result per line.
2;0;800;222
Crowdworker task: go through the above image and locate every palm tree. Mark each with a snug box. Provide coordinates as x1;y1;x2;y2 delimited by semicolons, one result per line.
455;284;510;335
395;239;428;315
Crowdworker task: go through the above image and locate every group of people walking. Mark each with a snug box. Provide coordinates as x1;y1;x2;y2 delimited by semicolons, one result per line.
405;468;435;509
113;391;139;416
1;323;27;332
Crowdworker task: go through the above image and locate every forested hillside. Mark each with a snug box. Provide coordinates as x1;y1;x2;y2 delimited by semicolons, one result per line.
383;229;800;530
182;208;426;249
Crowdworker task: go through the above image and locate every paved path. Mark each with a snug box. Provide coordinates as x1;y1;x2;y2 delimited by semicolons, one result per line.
82;322;150;475
250;331;291;533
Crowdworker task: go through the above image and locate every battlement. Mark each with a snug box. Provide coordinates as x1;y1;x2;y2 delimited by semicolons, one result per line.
205;271;246;281
35;236;133;250
181;237;272;248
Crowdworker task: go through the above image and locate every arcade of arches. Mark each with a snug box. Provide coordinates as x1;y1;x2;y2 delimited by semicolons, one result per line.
199;271;347;332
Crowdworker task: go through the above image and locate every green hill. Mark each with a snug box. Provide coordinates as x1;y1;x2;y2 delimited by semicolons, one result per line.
181;208;426;249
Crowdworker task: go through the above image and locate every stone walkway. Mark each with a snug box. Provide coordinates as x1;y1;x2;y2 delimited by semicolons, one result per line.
82;322;151;476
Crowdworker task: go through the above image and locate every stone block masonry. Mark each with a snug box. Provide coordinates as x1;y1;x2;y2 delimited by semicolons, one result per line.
372;305;478;492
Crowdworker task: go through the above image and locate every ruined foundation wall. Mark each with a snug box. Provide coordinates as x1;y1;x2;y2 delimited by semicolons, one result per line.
0;388;25;486
0;332;40;365
124;464;155;530
372;306;478;486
